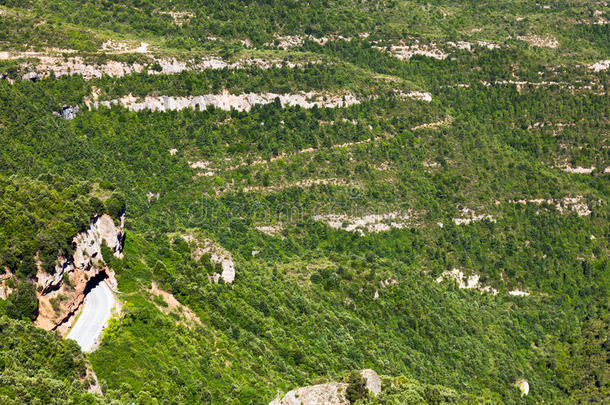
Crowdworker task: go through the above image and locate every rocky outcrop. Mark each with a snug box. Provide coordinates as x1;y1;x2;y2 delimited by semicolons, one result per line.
515;379;529;397
508;195;592;216
360;369;382;396
0;267;14;300
396;91;433;102
562;165;595;174
452;207;496;225
589;60;610;72
373;43;449;60
264;34;365;50
94;90;361;113
313;211;413;234
269;370;381;405
36;214;123;295
85;363;103;395
435;268;498;295
1;48;320;81
182;233;235;284
269;383;349;405
34;213;124;332
72;214;124;267
61;106;79;120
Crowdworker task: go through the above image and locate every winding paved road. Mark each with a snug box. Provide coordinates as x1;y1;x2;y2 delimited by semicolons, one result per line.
66;281;115;352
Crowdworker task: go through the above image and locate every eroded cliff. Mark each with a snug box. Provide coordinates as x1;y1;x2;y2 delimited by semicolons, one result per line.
34;213;124;333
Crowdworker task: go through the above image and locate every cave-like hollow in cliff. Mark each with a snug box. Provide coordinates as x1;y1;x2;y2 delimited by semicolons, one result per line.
82;269;110;297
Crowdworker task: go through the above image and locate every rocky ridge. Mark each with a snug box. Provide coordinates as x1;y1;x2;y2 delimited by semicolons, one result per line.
93;90;362;113
0;49;320;82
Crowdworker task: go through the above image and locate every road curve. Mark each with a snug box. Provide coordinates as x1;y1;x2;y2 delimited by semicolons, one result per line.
66;281;115;352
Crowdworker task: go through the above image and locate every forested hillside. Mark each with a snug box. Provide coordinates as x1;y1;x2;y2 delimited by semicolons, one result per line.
0;0;608;404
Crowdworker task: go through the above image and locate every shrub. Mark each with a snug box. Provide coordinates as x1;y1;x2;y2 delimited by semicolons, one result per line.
6;282;38;322
346;371;367;403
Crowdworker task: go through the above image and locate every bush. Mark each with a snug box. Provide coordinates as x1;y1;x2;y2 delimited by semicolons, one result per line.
104;191;126;218
6;282;38;322
99;180;115;190
89;196;105;215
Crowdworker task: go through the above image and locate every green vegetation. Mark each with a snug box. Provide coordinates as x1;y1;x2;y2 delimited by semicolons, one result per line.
4;281;38;321
0;174;121;275
0;316;101;404
0;175;93;274
0;0;608;404
346;371;367;403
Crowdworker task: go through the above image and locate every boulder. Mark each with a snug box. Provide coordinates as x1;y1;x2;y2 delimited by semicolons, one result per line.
360;369;381;396
61;105;79;120
269;383;349;405
269;370;382;404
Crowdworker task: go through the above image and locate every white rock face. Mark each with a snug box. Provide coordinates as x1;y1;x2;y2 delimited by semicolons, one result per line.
360;369;382;396
0;269;14;300
509;290;531;297
447;40;501;51
515;379;529;397
189;161;210;169
269;369;381;404
269;383;349;405
95;90;361;113
447;41;473;51
313;211;413;234
452;207;496;225
396;91;433;102
34;213;125;331
188;160;215;176
72;214;124;269
509;195;592;216
256;224;284;236
373;43;449;60
562;166;595;174
5;49;320;81
265;34;361;49
25;56;146;80
210;253;235;284
36;214;124;294
436;268;498;295
233;177;354;194
589;60;610;72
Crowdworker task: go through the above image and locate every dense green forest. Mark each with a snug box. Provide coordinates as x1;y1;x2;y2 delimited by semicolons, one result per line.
0;0;608;403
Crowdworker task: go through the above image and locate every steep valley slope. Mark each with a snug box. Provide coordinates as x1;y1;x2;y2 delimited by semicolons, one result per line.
0;0;608;403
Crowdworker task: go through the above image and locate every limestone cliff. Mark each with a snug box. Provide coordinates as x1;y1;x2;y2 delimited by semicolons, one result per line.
34;213;124;333
95;90;361;113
